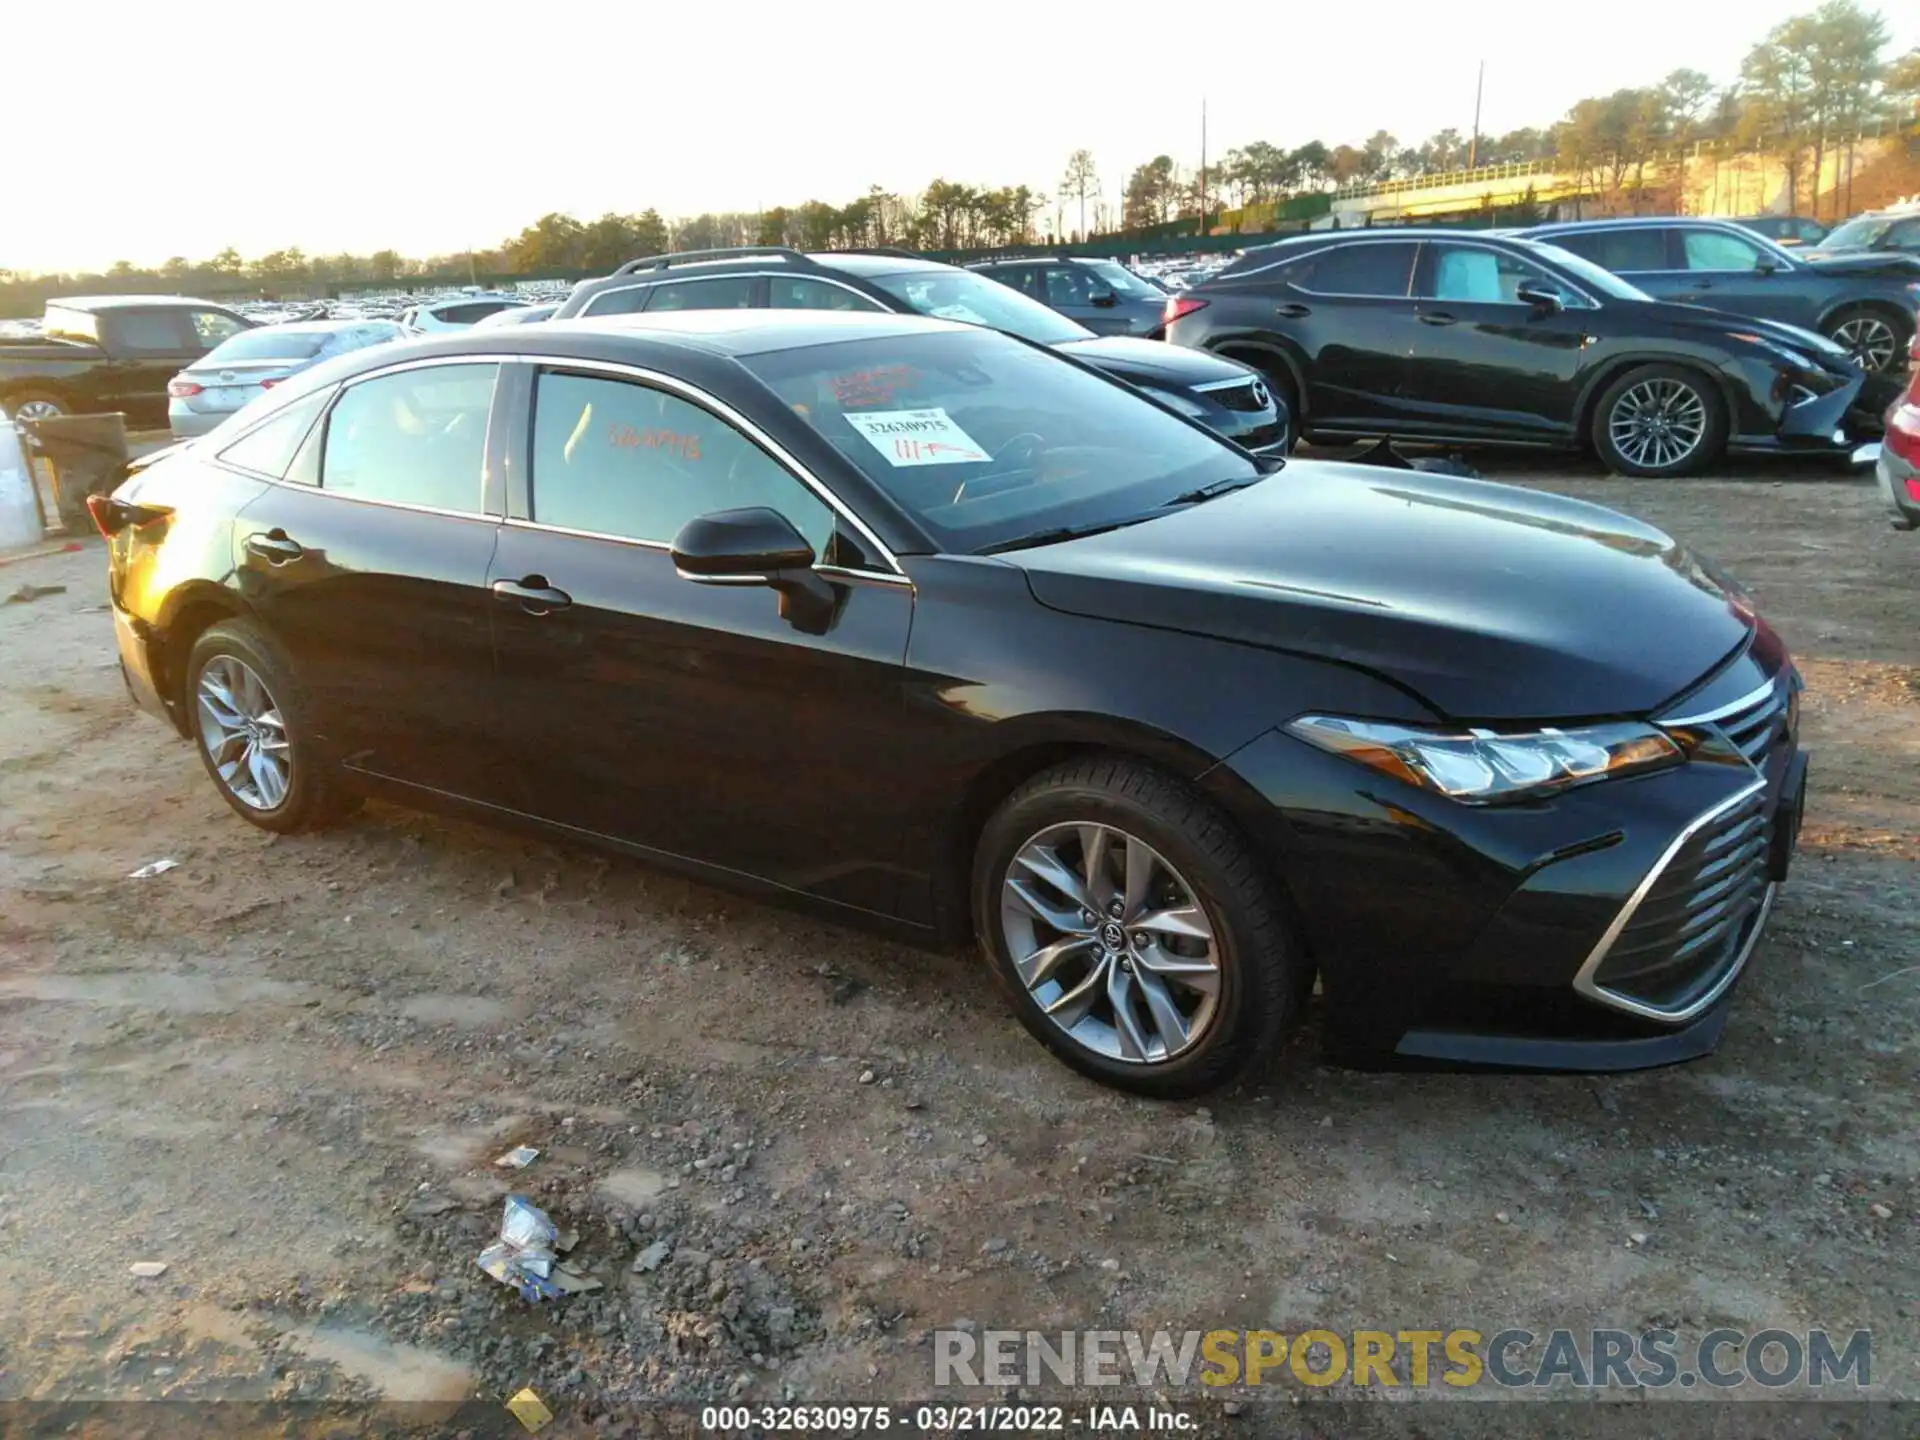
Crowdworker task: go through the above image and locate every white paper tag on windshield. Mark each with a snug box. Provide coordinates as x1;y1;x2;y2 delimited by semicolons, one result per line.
843;408;989;466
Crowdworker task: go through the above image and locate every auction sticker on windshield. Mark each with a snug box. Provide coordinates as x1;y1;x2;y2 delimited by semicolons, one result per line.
844;408;990;466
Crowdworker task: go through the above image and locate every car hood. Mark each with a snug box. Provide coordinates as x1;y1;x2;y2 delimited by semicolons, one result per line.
1053;336;1256;388
1632;301;1855;365
1007;463;1753;721
1796;249;1920;277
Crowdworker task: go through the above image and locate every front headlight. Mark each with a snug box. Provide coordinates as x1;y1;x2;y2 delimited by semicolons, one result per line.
1731;332;1819;371
1285;715;1682;803
1142;386;1209;419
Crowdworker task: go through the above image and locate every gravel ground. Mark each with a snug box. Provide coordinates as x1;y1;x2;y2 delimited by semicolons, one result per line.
0;454;1913;1434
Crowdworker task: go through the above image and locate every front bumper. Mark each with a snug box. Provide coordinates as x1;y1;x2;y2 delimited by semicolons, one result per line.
1729;367;1902;456
1219;644;1805;1072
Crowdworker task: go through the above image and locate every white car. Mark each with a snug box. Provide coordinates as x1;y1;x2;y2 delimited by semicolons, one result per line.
397;297;532;333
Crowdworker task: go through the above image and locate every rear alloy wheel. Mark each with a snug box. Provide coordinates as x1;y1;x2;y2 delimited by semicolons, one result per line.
973;757;1301;1097
1593;364;1725;478
186;619;358;833
4;391;68;424
1822;308;1906;374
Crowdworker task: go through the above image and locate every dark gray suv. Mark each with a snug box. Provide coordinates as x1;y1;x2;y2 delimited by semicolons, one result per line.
966;256;1169;337
1521;217;1920;373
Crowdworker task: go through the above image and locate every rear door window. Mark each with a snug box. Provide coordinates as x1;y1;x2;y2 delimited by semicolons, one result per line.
1547;228;1671;272
320;363;497;513
216;390;332;479
1286;242;1419;297
112;310;193;353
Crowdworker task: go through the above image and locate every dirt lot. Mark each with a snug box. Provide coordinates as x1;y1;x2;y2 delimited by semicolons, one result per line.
0;455;1914;1433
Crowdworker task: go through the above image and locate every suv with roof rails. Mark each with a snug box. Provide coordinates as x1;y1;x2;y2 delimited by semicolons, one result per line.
1519;216;1920;373
551;246;1290;454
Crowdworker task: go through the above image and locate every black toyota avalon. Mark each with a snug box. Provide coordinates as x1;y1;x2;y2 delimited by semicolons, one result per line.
97;311;1806;1097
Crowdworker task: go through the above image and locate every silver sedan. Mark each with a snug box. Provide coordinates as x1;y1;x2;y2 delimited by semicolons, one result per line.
167;321;404;438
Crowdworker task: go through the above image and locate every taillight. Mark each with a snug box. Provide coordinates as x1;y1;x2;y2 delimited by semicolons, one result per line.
1886;401;1920;466
85;494;171;539
167;379;202;398
1163;296;1209;327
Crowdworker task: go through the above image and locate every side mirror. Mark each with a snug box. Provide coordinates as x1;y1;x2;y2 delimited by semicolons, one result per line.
1514;281;1565;312
1754;255;1780;274
670;507;841;634
1088;288;1119;308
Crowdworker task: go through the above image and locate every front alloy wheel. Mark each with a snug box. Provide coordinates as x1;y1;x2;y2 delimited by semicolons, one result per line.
1002;822;1221;1064
973;756;1302;1097
1608;378;1707;472
1827;313;1901;373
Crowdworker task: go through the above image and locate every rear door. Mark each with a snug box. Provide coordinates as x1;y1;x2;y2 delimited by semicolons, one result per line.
1545;226;1676;297
1270;239;1423;431
485;362;916;916
232;359;513;804
98;309;205;425
1400;241;1588;441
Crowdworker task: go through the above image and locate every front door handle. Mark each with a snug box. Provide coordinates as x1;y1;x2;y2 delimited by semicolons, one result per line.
1419;311;1458;327
1273;302;1311;318
491;576;573;615
245;531;305;564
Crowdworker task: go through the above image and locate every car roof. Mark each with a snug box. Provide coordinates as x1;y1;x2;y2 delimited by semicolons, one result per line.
48;294;234;311
806;251;952;277
237;319;395;334
394;308;968;363
1525;216;1731;232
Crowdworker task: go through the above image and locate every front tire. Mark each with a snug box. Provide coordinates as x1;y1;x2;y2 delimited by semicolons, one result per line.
1592;364;1726;478
1821;306;1909;374
971;757;1300;1098
186;620;358;833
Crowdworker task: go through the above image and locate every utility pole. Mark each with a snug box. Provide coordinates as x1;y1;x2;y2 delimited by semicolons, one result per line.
1468;60;1485;169
1199;98;1209;235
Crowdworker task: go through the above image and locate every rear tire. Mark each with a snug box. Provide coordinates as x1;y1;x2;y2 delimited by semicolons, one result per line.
1592;364;1726;478
971;757;1300;1098
185;620;359;833
3;389;70;424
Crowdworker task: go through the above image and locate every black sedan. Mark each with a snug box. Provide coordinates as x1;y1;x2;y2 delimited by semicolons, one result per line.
1522;217;1920;373
1164;229;1899;476
554;246;1290;454
98;311;1805;1096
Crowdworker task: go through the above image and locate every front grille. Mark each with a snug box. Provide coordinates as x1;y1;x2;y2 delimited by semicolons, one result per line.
1661;675;1791;766
1208;381;1270;414
1584;784;1773;1017
1234;421;1285;450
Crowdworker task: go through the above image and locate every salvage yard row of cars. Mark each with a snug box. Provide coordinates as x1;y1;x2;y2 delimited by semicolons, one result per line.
11;209;1918;1094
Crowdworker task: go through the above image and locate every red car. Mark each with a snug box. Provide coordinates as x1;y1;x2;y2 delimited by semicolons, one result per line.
1877;321;1920;530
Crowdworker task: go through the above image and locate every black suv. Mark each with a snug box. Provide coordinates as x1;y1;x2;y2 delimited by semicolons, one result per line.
551;247;1288;453
965;255;1169;337
1162;229;1899;477
1521;217;1920;373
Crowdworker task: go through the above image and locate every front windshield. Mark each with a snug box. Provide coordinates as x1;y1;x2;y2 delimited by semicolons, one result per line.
1079;259;1164;299
866;268;1092;346
1527;243;1654;301
1819;216;1891;250
741;329;1256;554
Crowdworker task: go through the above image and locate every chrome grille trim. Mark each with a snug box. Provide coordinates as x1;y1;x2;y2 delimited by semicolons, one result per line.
1571;778;1773;1023
1661;675;1789;765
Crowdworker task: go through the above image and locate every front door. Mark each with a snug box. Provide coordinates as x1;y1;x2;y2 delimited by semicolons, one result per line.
1399;241;1589;442
486;364;916;918
233;360;511;804
1042;263;1131;334
1666;226;1814;327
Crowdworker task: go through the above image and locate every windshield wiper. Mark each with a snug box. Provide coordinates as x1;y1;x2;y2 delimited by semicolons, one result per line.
979;517;1148;554
1162;474;1264;508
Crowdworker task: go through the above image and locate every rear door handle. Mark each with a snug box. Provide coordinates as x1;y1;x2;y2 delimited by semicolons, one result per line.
1419;311;1458;327
1273;302;1311;318
245;531;305;564
491;576;573;615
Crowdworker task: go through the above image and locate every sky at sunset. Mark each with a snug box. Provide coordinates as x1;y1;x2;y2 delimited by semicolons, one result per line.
10;0;1918;273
